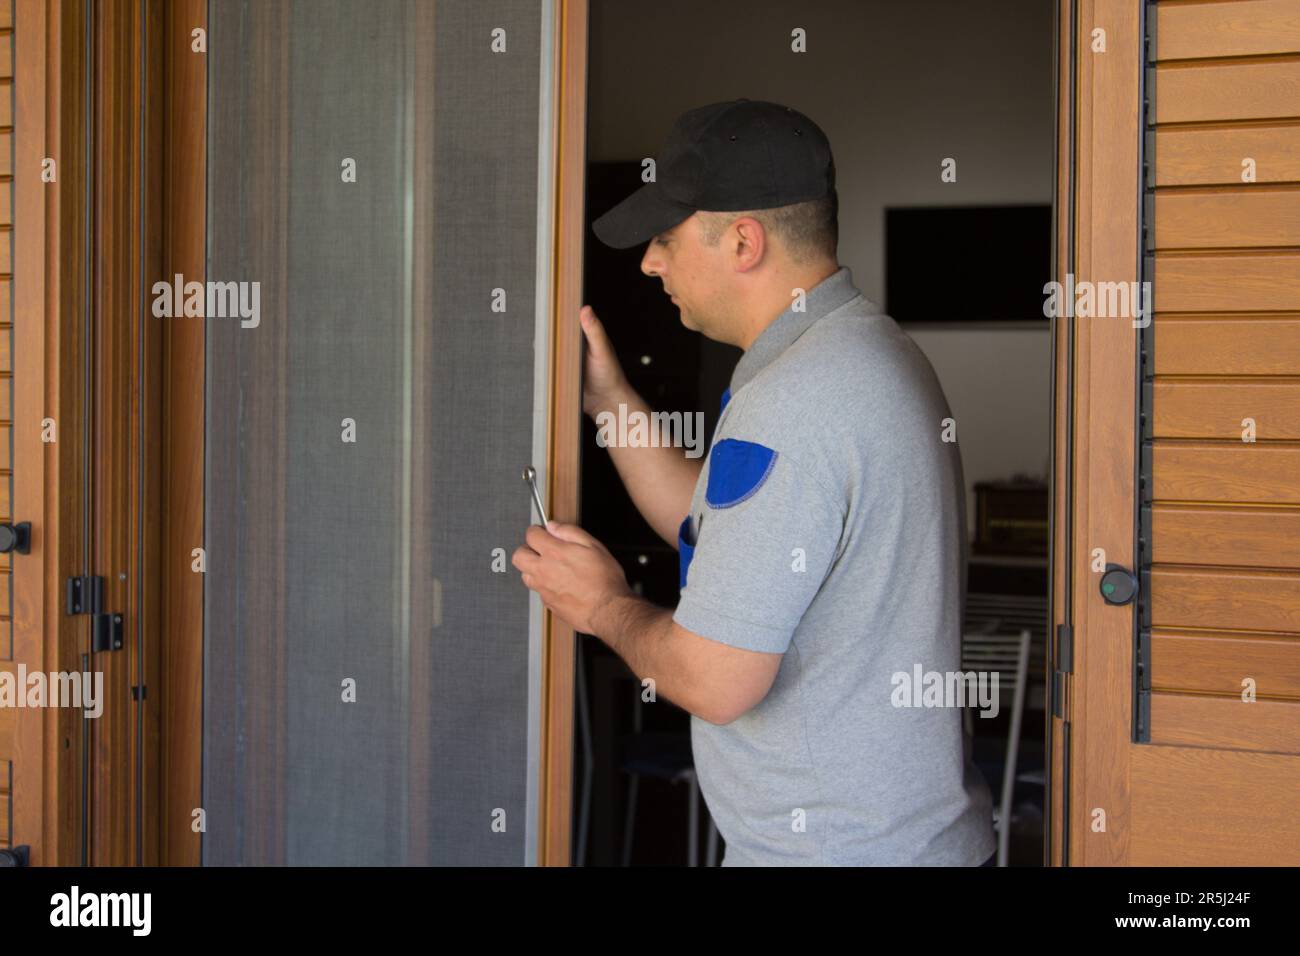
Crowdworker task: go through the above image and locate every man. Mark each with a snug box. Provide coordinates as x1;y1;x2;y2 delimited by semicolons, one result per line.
514;99;996;866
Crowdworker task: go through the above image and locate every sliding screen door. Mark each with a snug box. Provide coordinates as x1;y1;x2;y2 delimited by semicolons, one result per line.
202;0;555;865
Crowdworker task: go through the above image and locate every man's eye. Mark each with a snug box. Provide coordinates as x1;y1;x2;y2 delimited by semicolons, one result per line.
655;237;670;246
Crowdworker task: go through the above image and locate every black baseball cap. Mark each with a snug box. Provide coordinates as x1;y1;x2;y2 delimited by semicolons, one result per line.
591;98;836;249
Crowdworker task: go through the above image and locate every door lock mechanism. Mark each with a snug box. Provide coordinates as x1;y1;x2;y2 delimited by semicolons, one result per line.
0;522;31;554
1100;563;1140;605
0;845;30;866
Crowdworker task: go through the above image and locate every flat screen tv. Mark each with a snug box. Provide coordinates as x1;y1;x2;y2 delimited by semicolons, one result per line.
885;205;1051;323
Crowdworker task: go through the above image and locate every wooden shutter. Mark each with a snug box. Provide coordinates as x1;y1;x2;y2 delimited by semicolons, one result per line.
1052;0;1300;867
1146;0;1300;761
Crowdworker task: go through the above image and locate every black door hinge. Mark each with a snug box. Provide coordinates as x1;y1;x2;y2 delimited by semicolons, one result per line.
66;575;124;652
1051;623;1074;719
66;575;102;615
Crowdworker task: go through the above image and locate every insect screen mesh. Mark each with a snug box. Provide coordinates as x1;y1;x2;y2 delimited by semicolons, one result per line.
203;0;544;865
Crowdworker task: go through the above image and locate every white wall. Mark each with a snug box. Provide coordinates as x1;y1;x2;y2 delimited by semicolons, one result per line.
589;0;1056;528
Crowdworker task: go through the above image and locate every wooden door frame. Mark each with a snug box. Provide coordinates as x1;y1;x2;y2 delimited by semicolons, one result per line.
159;0;587;867
1049;0;1143;866
89;0;166;868
541;0;586;870
14;0;170;868
158;0;204;867
8;0;94;868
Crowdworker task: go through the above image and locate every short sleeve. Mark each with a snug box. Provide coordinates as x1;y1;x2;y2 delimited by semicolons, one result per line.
673;438;846;653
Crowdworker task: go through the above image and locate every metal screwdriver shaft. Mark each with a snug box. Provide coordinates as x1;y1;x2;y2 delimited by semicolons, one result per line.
523;465;548;527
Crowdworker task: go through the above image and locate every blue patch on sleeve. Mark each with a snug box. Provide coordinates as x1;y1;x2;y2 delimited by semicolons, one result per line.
705;439;778;509
711;388;734;446
677;514;695;590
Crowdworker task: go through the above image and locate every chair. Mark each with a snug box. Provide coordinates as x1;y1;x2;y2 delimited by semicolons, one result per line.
617;682;720;866
961;626;1033;867
573;636;721;867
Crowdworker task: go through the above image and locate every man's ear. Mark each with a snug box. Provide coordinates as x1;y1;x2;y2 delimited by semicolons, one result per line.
730;216;765;269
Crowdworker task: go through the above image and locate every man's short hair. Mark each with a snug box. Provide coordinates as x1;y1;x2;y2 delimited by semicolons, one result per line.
696;191;838;265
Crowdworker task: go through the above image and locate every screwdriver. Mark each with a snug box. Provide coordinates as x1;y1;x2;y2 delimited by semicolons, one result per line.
522;465;549;527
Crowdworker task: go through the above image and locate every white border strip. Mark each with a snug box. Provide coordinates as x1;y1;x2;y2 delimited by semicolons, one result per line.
526;0;559;868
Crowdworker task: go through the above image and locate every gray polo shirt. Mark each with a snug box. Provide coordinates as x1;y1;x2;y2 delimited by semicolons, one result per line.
674;266;996;866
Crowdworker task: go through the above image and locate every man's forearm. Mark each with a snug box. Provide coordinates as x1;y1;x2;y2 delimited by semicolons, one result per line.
590;593;710;720
591;384;703;547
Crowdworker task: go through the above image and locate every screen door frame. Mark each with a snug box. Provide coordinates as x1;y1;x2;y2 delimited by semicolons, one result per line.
159;0;587;867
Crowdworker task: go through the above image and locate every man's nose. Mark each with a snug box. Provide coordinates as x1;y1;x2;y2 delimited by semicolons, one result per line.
640;244;661;277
